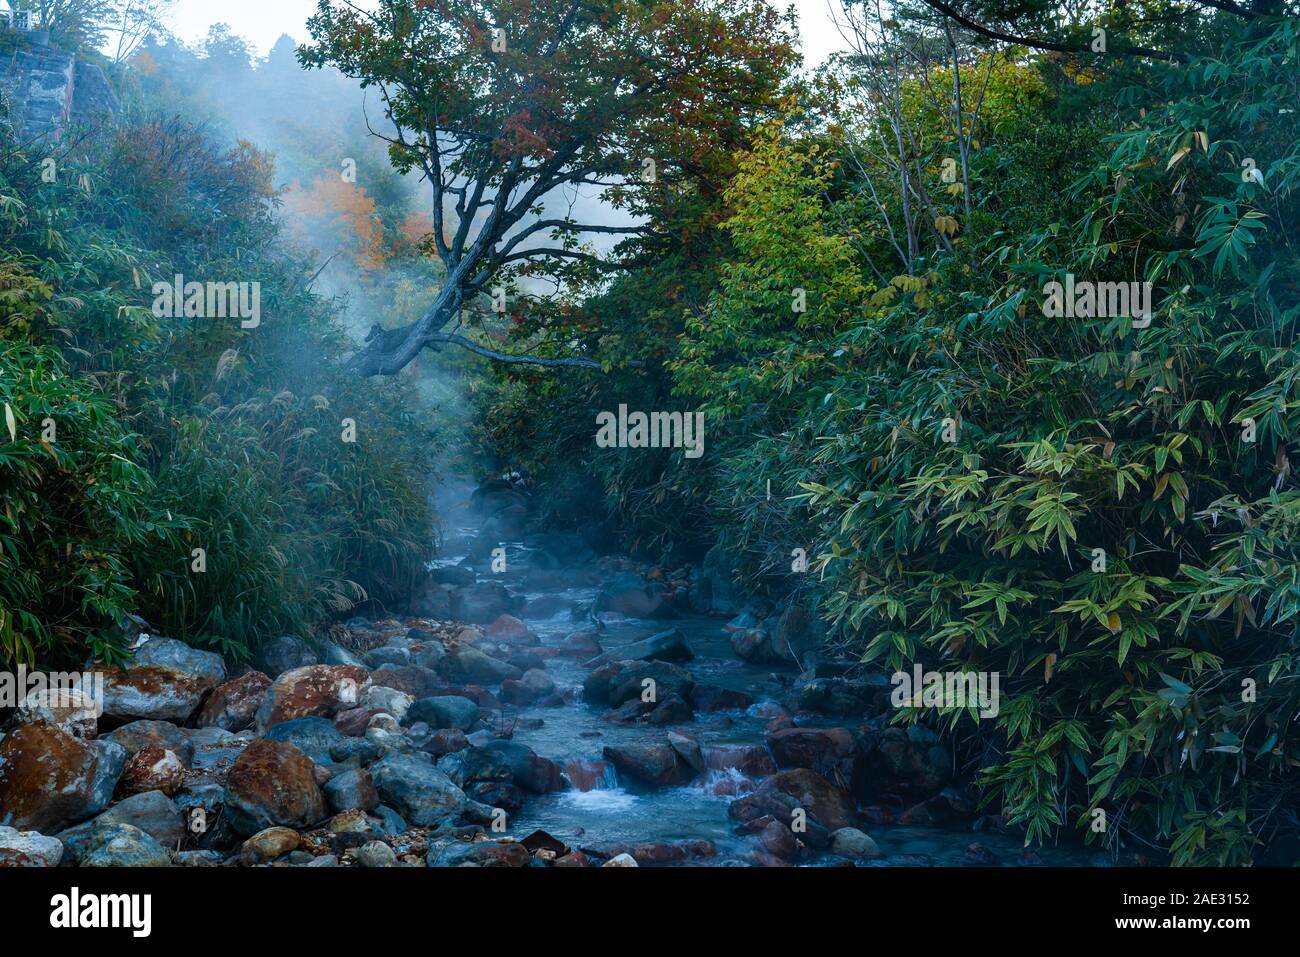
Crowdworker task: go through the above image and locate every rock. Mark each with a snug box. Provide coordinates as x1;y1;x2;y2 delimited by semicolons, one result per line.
369;753;466;826
583;660;695;707
426;565;477;588
430;839;530;867
456;581;525;624
365;646;410;669
100;636;226;723
603;742;693;788
0;826;63;866
855;724;953;801
197;672;271;732
692;684;755;712
335;707;383;737
57;790;184;850
555;851;591;867
102;719;193;763
353;840;397;867
602;852;639;867
588;628;693;666
727;769;856;848
521;830;569;855
797;676;881;716
255;665;372;731
257;635;319;677
557;629;603;659
758;818;798;859
700;544;745;615
666;730;705;774
485;614;536;646
521;668;555;697
264;716;365;765
361;686;414;722
370;665;443;699
442;646;522;685
594;572;679;620
705;744;777;778
319;640;366;668
408;695;480;731
829;827;881;859
323;768;380;814
0;721;126;832
729;627;794;666
767;727;857;778
118;747;185;797
562;759;614;791
175;850;225;867
481;740;564;794
80;823;171;867
422;728;470;757
646;694;694;725
223;740;327;836
13;685;99;738
520;594;573;620
241;826;301;865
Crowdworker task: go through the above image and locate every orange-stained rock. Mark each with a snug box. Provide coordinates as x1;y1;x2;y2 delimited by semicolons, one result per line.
254;665;371;731
197;671;271;732
118;747;185;797
223;739;326;836
0;721;127;832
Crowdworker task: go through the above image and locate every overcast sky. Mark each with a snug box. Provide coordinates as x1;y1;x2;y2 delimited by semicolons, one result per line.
165;0;849;67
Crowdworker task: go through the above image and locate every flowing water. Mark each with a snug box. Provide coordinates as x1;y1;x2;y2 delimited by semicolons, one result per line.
434;526;1101;866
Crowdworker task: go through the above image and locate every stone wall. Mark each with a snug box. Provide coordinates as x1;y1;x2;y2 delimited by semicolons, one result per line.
0;34;120;141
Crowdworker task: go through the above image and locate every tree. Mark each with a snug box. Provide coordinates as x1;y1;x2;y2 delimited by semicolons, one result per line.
105;0;176;65
298;0;798;375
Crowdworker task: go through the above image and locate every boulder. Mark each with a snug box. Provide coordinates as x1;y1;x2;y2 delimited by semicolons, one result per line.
455;581;524;624
240;826;300;865
767;727;857;779
257;635;319;677
407;695;480;731
602;742;694;788
323;768;380;814
223;740;327;836
583;660;695;707
369;665;442;700
854;724;953;802
481;740;564;794
102;719;193;764
57;790;184;850
587;628;693;666
369;753;466;826
557;629;603;659
255;665;371;731
264;716;361;765
0;721;126;832
429;839;530;867
594;572;678;619
830;826;881;859
99;636;226;723
118;747;185;797
485;614;536;646
0;826;63;867
442;645;522;685
79;823;171;867
727;769;856;848
196;671;271;732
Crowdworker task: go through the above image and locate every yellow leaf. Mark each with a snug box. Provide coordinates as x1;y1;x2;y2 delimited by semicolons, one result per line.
1044;653;1056;683
1106;612;1122;634
4;403;14;442
1166;146;1190;170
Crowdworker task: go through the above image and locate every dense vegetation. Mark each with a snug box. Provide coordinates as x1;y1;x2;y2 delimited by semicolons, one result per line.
468;4;1300;863
0;32;441;666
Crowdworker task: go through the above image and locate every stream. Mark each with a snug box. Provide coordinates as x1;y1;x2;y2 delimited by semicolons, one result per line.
430;510;1101;867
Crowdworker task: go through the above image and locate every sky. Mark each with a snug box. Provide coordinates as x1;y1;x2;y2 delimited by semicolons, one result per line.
165;0;850;67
